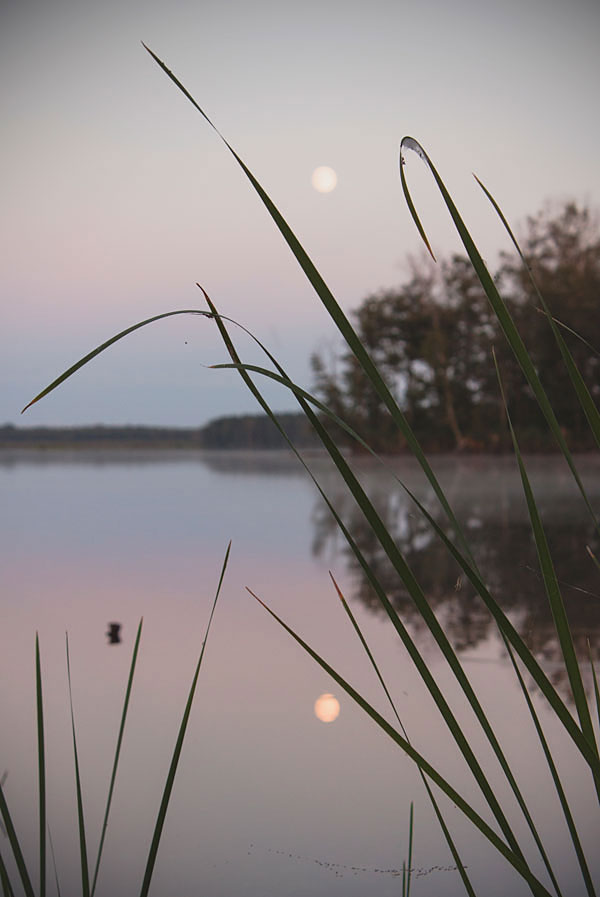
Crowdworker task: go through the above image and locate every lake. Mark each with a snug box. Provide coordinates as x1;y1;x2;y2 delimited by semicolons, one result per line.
1;450;599;897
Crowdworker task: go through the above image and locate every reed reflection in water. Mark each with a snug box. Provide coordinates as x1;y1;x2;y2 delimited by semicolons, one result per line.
310;453;600;698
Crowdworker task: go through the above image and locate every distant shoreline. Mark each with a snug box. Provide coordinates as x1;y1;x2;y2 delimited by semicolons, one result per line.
2;421;592;455
0;414;320;452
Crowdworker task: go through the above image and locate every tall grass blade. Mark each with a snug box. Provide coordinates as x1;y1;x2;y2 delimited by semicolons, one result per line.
138;542;230;897
475;174;600;451
497;359;597;756
400;137;599;533
91;618;144;897
494;353;599;771
406;801;414;897
0;850;15;897
0;786;35;897
331;574;476;896
66;634;90;897
141;43;477;567
248;588;554;897
48;828;62;897
589;641;600;734
36;634;46;897
507;647;595;897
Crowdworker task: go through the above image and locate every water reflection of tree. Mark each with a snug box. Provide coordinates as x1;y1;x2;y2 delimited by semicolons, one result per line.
311;473;600;695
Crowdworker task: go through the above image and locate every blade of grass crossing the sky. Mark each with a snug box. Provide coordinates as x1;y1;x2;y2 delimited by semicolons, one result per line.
142;44;477;569
21;310;211;414
36;634;46;897
139;543;230;897
494;353;599;775
248;589;554;897
331;574;476;897
91;618;144;897
475;175;600;452
400;137;599;534
66;635;90;897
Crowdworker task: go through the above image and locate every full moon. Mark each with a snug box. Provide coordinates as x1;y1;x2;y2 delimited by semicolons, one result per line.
311;166;337;193
314;693;340;723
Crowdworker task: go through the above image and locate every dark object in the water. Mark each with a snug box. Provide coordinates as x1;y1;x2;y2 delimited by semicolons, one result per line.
106;622;122;645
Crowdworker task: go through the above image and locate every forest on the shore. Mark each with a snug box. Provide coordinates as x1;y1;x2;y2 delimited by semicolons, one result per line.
312;202;600;452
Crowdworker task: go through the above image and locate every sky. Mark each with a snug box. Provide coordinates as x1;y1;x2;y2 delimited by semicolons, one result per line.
2;0;599;428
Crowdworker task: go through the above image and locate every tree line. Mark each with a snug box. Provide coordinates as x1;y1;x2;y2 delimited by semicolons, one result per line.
0;414;319;451
311;202;600;452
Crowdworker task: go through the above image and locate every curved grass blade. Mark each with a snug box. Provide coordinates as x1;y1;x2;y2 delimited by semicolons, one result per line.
0;784;35;897
91;619;144;897
21;310;211;414
399;137;599;533
66;634;90;897
475;174;600;452
494;352;598;770
142;43;476;567
139;542;230;897
36;634;46;897
331;574;476;897
248;588;554;897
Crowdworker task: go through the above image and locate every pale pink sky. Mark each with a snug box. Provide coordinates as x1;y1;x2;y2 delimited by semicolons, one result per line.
3;0;599;426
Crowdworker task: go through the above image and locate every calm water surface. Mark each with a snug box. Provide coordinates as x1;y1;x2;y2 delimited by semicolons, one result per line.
2;450;600;897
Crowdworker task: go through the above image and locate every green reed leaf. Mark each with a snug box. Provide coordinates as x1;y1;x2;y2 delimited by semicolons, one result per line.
331;574;476;897
139;543;230;897
507;648;595;897
0;850;15;897
36;634;46;897
21;310;211;414
475;174;600;453
494;352;599;777
0;780;35;897
66;635;90;897
91;619;144;897
142;43;476;568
